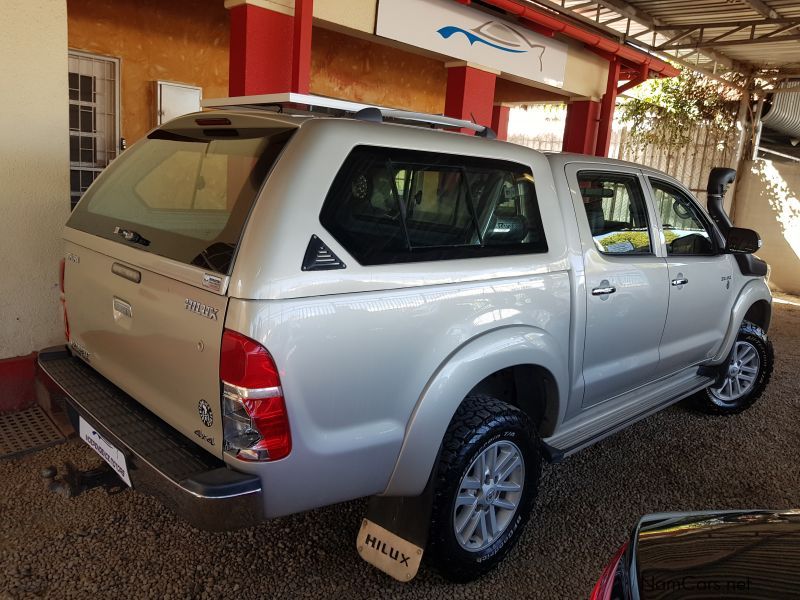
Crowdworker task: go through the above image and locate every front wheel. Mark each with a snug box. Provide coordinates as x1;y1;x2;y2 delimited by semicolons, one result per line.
690;321;773;415
427;395;541;582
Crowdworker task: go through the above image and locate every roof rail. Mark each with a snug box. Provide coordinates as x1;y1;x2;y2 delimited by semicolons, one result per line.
201;92;497;139
354;107;496;139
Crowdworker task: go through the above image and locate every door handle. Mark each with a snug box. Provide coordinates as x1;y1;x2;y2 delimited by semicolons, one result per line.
592;286;616;296
671;278;689;286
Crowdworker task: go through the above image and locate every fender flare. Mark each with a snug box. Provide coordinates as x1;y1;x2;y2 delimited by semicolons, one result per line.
382;325;568;497
710;279;772;364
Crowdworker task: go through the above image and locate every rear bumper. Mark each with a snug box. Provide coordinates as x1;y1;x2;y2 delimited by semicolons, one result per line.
38;346;264;531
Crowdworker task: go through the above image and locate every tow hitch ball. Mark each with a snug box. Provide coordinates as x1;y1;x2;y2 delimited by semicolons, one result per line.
41;462;126;498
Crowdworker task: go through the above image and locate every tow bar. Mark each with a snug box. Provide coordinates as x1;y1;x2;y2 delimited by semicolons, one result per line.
41;462;127;498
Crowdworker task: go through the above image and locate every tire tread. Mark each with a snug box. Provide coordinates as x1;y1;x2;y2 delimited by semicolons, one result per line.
427;395;540;582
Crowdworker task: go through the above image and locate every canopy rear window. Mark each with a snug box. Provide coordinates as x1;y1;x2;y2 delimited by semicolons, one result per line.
68;126;295;274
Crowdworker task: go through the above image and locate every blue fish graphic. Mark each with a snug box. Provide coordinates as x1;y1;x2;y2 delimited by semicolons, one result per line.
437;26;528;54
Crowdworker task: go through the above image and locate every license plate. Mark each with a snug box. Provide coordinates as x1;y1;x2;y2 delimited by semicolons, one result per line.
78;417;132;487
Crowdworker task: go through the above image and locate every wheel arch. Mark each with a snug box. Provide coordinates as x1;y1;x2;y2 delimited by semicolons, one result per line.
466;364;560;439
710;279;773;364
743;299;771;332
382;325;567;497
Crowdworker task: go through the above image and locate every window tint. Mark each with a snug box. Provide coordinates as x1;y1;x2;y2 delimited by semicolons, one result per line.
67;127;295;274
320;146;547;265
650;179;715;255
577;172;652;254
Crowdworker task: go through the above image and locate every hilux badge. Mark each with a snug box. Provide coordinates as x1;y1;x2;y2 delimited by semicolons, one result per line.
198;399;213;427
185;298;218;320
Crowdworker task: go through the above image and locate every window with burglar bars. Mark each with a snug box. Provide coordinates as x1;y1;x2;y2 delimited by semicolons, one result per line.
69;51;119;210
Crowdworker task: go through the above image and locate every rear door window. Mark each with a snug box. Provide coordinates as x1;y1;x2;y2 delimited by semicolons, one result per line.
68;126;295;274
576;172;652;255
320;146;547;265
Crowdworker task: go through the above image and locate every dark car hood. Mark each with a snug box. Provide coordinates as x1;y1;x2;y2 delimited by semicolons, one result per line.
632;510;800;599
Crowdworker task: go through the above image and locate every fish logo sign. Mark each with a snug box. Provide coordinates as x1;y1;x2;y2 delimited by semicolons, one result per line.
437;20;546;69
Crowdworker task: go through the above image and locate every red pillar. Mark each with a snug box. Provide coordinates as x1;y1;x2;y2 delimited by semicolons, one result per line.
444;64;497;135
227;0;313;96
492;104;510;141
292;0;313;94
595;59;621;157
563;100;599;155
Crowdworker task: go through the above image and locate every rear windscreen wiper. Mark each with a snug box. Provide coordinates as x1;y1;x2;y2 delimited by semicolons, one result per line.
113;226;150;247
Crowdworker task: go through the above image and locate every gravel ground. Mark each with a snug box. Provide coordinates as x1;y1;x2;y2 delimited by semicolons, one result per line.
2;297;799;600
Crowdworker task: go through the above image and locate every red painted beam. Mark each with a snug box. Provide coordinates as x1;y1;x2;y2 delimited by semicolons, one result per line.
563;100;600;154
617;62;650;95
228;3;295;96
292;0;313;94
492;104;511;141
596;58;620;157
444;65;497;134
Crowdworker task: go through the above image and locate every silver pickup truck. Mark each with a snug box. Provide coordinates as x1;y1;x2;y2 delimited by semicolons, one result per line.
39;98;773;582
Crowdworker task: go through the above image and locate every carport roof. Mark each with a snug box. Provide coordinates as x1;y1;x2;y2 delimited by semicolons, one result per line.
515;0;800;88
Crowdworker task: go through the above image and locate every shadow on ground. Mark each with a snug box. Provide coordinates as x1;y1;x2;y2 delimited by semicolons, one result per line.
1;299;799;599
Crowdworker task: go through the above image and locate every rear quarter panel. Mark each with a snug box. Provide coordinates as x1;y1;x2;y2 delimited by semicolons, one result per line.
224;272;571;516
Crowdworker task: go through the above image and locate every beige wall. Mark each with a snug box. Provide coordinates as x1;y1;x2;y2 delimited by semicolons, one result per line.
314;0;377;33
68;0;230;145
311;28;447;114
734;159;800;295
0;0;70;359
563;42;608;101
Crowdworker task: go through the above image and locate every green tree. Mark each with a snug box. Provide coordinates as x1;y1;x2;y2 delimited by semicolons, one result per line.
617;70;743;150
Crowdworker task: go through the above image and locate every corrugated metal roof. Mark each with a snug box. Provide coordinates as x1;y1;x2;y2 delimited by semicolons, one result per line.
523;0;800;83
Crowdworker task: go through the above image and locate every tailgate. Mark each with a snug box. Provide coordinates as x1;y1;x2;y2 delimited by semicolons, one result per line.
61;114;298;457
64;240;226;457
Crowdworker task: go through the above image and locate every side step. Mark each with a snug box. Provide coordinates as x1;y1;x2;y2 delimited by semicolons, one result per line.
544;373;714;461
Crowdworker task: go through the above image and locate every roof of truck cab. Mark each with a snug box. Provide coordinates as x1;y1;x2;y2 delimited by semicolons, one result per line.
168;108;510;144
544;151;677;179
162;110;680;184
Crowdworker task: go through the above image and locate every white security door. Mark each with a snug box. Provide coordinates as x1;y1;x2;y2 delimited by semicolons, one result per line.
68;51;119;209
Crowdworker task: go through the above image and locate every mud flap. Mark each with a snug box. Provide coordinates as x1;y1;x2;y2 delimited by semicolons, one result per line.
356;474;434;582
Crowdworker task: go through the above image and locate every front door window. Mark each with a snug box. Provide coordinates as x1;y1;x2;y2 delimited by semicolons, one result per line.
650;180;716;255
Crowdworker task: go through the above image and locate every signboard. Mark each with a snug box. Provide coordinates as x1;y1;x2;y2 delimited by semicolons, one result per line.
376;0;568;88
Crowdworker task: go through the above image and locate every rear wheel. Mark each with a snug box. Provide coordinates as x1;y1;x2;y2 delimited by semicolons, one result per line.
427;395;541;582
691;321;773;415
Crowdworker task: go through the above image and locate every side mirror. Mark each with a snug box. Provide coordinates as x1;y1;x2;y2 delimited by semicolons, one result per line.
725;227;761;254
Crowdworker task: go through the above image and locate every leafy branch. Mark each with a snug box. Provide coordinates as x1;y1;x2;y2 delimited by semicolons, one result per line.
617;70;743;150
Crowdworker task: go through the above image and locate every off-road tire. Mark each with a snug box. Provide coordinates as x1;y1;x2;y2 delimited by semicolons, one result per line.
690;321;773;415
427;395;541;582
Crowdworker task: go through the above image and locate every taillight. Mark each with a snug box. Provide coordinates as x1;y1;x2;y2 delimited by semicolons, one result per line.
59;258;69;341
589;542;627;600
219;329;291;461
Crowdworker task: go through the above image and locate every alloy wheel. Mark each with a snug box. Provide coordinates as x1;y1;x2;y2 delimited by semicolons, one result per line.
709;340;761;406
453;440;525;552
